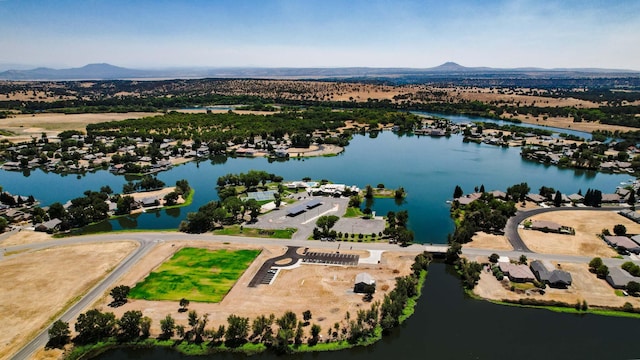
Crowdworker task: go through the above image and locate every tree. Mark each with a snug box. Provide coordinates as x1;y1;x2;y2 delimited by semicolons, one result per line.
394;187;406;199
160;314;175;339
453;185;463;199
274;193;282;208
225;314;249;346
117;310;143;341
596;264;609;278
0;217;7;233
179;298;190;312
309;324;322;345
109;285;130;307
364;185;374;199
614;224;627;236
518;254;528;265
75;309;116;344
627;281;640;295
553;190;562;207
47;320;71;348
628;190;636;207
489;253;500;263
302;310;312;325
316;215;339;236
589;257;603;273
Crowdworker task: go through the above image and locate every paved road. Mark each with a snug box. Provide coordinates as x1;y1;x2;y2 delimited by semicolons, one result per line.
504;206;626;253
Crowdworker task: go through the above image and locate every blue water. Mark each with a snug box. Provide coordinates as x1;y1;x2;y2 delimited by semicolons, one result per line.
0;131;630;243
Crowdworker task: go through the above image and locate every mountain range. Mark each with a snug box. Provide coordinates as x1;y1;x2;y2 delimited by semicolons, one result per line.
0;62;638;81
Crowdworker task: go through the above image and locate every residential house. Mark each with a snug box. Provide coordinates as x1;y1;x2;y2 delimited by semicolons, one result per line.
530;260;572;288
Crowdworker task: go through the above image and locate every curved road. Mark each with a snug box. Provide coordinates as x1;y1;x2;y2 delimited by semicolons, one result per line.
504;206;626;253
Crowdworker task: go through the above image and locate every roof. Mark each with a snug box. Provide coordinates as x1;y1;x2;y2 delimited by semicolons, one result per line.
531;220;563;232
601;193;622;203
607;267;635;288
530;260;551;281
306;199;322;208
355;272;375;285
286;204;306;216
499;262;535;281
604;236;640;250
526;194;546;203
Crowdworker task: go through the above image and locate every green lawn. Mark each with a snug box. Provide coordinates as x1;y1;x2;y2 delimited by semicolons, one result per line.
129;247;260;302
213;225;296;239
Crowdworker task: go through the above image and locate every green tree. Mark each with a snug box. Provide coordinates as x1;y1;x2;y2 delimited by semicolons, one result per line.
596;264;609;278
117;310;143;341
47;320;71;348
109;285;130;307
364;185;374;199
309;324;322;345
589;257;603;273
316;215;339;236
627;281;640;295
0;217;7;233
553;190;562;207
302;310;312;325
453;185;463;199
160;314;175;340
519;254;528;265
489;253;500;263
74;309;116;344
179;298;189;312
613;224;627;236
225;314;250;346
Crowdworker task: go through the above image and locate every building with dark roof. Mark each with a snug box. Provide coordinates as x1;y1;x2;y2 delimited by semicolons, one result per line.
530;260;572;288
606;267;635;289
354;272;376;293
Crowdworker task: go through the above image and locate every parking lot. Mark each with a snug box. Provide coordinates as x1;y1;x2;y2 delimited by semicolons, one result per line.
302;251;359;266
245;196;350;240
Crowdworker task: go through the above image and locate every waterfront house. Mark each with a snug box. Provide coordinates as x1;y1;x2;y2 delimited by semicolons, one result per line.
529;260;572;288
606;267;635;289
498;262;536;282
34;218;62;233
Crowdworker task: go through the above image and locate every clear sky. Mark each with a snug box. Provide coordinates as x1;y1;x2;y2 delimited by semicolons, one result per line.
1;0;639;70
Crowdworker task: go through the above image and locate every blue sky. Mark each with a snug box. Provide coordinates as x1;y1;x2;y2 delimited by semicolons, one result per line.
1;0;639;69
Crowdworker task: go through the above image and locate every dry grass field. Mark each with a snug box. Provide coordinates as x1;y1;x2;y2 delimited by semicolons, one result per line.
463;231;513;251
518;210;640;257
0;112;160;143
0;241;138;360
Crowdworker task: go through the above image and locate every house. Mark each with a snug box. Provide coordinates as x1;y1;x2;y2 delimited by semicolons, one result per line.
601;193;622;203
139;197;159;208
34;218;62;233
498;262;536;282
529;260;572;288
525;193;546;203
529;220;574;235
606;267;635;289
456;193;481;206
354;272;376;293
603;235;640;254
567;193;584;203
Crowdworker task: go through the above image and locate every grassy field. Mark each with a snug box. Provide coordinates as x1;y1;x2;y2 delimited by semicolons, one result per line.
213;225;296;239
129;247;260;302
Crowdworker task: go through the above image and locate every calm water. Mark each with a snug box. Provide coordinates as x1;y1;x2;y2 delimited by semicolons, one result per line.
96;262;640;360
0;129;630;243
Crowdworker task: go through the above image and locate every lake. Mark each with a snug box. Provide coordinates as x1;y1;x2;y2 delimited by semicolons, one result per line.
0;127;630;244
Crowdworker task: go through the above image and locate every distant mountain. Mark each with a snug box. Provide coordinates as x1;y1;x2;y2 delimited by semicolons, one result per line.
0;63;155;80
0;62;638;81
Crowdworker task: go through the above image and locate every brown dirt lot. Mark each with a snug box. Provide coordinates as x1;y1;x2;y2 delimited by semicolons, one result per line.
519;210;640;257
473;262;640;309
0;241;138;360
464;231;513;251
0;229;53;247
87;241;414;341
